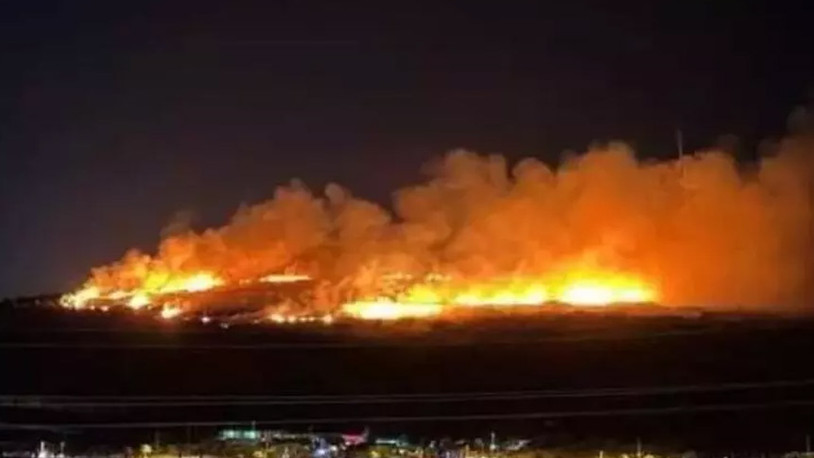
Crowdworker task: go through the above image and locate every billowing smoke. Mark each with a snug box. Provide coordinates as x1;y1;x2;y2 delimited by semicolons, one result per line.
78;112;814;312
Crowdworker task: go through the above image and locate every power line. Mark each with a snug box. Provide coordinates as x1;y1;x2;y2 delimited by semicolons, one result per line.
3;379;813;407
5;398;814;430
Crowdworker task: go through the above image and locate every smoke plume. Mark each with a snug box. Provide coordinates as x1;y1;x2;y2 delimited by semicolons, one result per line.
80;114;814;311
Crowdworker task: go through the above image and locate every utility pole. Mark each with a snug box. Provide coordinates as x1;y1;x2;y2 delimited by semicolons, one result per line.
636;437;642;458
676;128;687;185
806;434;811;455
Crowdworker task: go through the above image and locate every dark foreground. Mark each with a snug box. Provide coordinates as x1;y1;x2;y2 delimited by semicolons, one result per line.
3;305;814;453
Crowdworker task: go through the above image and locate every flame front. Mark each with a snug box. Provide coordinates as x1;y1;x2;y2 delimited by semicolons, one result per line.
62;266;656;321
339;270;656;320
62;271;225;311
341;300;444;320
60;270;323;319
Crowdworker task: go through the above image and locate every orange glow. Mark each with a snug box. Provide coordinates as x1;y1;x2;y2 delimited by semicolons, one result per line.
449;284;550;307
340;270;657;320
341;299;443;320
160;306;182;320
268;312;334;324
127;292;151;309
259;274;312;283
59;141;814;321
62;265;657;322
156;272;223;294
558;280;654;306
550;269;657;306
60;271;224;311
60;286;100;309
108;290;129;300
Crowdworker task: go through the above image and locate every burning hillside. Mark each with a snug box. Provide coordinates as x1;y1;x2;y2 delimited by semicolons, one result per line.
61;120;814;322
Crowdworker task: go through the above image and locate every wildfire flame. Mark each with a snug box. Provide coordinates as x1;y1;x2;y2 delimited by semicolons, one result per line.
259;274;312;283
60;286;100;309
341;300;444;320
60;271;319;314
160;305;182;320
59;133;814;322
61;266;656;321
62;271;225;310
127;292;151;309
339;270;656;320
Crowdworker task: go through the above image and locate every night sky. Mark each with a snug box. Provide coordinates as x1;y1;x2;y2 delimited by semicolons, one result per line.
0;2;812;297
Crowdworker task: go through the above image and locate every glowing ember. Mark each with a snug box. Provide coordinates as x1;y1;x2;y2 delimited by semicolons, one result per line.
160;306;182;320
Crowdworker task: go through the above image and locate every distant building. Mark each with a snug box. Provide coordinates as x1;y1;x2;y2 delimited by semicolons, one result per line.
218;429;262;442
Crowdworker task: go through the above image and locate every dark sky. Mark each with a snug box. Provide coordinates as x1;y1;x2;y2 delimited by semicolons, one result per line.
0;2;812;297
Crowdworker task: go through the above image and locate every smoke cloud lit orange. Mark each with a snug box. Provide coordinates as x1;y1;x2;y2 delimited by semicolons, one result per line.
61;116;814;320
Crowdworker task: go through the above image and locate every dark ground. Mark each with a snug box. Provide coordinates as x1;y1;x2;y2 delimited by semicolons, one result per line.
3;304;814;452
